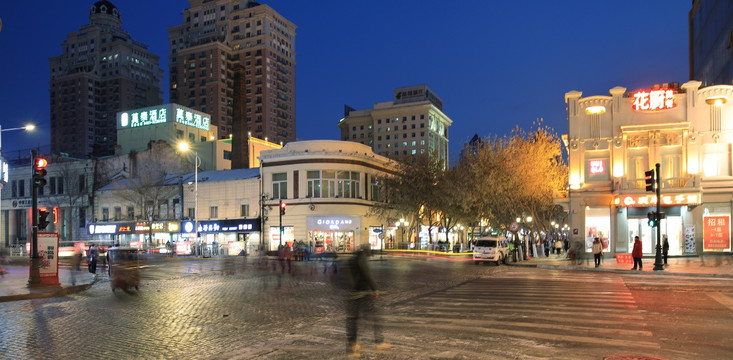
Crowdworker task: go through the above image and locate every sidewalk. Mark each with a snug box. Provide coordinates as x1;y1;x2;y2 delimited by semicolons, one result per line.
0;258;100;302
507;253;733;278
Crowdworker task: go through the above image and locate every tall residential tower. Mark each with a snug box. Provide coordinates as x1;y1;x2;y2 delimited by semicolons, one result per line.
49;1;163;158
168;0;296;146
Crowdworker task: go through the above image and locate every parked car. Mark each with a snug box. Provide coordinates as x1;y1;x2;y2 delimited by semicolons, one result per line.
473;236;510;265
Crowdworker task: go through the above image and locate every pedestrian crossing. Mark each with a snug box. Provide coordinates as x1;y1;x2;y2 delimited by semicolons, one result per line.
378;270;660;358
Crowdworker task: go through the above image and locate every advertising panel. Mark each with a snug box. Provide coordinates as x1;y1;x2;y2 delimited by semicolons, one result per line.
29;232;60;286
703;215;731;251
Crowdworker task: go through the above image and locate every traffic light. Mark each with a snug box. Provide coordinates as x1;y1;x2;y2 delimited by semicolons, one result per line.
644;169;655;192
38;209;51;230
280;200;286;215
647;211;658;227
33;156;48;188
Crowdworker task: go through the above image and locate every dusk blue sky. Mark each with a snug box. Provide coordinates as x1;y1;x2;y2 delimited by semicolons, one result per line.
0;0;690;164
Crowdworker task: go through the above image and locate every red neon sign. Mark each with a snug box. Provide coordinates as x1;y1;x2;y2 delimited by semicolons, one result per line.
632;89;676;111
589;159;605;175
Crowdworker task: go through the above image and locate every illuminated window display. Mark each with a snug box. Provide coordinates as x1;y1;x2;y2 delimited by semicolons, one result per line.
584;207;610;252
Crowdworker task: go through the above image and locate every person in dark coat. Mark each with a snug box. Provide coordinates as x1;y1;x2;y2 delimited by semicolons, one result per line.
346;244;389;357
631;236;643;270
88;244;99;276
662;234;669;265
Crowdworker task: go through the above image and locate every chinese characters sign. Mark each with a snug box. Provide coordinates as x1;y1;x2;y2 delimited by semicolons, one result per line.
632;89;677;111
588;159;606;175
615;193;701;207
117;104;210;131
703;215;731;251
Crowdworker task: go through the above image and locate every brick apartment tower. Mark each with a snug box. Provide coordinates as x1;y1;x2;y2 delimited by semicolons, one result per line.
49;1;163;158
168;0;296;150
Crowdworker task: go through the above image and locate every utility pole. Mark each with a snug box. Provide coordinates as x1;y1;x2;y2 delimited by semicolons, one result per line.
653;163;664;271
28;149;41;286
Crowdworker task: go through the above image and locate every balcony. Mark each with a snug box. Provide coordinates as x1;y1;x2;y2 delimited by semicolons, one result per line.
614;174;700;192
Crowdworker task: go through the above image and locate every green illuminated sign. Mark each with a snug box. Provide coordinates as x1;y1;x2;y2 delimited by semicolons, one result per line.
117;104;210;131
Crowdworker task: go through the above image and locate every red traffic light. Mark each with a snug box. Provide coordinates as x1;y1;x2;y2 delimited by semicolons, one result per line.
280;201;286;215
34;157;48;170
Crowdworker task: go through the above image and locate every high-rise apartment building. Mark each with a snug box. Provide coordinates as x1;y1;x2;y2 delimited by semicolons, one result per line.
689;0;733;86
49;1;163;158
338;85;452;166
168;0;296;146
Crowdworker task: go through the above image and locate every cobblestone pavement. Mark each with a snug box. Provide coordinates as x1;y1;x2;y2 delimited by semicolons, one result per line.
1;256;732;359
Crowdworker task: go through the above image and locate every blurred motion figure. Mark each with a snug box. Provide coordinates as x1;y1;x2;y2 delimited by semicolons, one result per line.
346;244;389;358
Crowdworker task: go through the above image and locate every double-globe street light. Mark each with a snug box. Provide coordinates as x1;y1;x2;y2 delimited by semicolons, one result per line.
178;142;200;253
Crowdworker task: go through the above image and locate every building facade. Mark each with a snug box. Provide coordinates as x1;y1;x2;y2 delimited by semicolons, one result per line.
689;0;733;86
168;0;296;145
49;1;163;158
259;140;395;252
563;80;733;257
338;85;452;166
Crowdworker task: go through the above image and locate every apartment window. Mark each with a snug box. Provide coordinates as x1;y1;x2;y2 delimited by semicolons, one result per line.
102;207;109;221
240;204;249;217
188;207;195;219
127;206;135;220
272;172;287;199
19;180;25;197
79;208;86;228
210;206;218;218
11;180;17;197
370;176;380;201
113;207;121;220
79;174;86;192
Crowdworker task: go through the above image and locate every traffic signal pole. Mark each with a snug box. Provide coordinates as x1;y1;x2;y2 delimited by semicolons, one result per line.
28;149;41;286
653;163;664;271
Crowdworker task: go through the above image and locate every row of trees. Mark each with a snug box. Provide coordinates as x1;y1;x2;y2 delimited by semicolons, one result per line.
371;121;568;247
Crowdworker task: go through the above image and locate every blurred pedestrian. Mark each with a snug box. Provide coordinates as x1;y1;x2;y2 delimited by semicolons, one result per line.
631;236;643;270
88;244;99;277
554;239;563;255
592;237;603;268
71;247;83;285
281;243;293;274
346;244;389;358
662;235;669;266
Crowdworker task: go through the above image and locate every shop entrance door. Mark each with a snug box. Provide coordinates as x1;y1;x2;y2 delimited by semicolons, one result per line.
628;218;655;254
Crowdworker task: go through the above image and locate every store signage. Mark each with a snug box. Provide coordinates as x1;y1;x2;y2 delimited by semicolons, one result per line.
631;89;676;111
88;224;117;235
308;216;361;231
588;159;606;175
135;222;150;233
190;219;259;233
117;104;210;131
614;193;701;207
703;215;730;251
118;225;133;233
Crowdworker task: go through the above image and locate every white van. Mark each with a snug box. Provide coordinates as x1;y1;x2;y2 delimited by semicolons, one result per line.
473;236;510;265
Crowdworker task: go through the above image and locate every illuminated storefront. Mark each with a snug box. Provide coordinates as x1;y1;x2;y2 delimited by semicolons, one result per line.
87;221;182;247
182;219;260;255
563;81;733;256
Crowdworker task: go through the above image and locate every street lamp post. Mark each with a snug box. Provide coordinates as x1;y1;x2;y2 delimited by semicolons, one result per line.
397;218;409;249
178;143;200;253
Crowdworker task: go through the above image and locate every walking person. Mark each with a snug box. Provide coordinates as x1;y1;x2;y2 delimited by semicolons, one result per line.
631;236;643;270
662;235;669;266
281;243;293;274
554;239;563;255
346;244;389;358
88;244;99;278
592;237;603;268
71;247;83;285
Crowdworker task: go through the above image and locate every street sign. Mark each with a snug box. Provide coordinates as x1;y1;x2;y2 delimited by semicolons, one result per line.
378;233;385;240
372;228;383;233
510;222;519;232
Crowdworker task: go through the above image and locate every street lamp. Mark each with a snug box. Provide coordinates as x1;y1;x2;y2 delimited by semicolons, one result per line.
178;142;200;251
0;123;35;151
397;218;409;248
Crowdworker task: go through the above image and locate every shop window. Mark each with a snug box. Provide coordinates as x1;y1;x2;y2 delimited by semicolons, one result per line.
584;207;610;253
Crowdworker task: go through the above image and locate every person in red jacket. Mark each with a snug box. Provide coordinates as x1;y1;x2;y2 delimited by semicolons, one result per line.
631;236;643;270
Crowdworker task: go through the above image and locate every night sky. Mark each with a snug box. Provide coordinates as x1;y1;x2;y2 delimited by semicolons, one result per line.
0;0;689;164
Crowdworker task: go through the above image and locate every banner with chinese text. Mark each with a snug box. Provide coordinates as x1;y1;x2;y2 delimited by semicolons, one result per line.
703;216;731;251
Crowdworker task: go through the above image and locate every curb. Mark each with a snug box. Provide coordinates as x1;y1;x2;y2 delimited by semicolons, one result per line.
0;278;100;303
506;262;733;279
